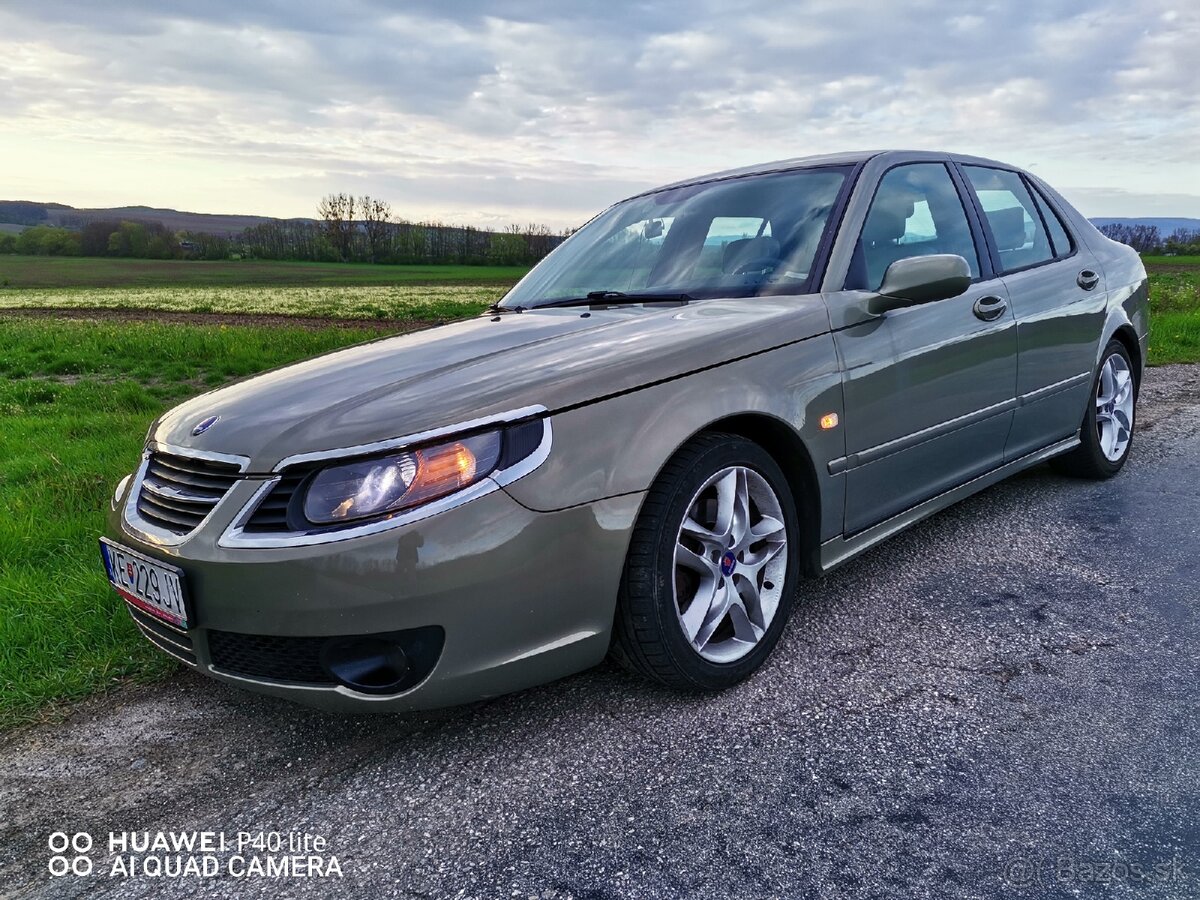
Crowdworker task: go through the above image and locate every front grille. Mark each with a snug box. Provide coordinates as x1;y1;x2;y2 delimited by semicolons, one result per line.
135;451;241;536
241;470;309;533
126;603;197;666
208;630;333;684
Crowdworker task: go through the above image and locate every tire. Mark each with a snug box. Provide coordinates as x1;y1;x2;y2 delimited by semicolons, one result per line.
1051;339;1137;478
611;433;801;690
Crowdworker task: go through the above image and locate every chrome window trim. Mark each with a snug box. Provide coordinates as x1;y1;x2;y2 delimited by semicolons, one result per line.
218;410;553;549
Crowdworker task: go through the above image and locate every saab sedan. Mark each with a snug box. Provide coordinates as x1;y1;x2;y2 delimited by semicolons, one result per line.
102;150;1148;709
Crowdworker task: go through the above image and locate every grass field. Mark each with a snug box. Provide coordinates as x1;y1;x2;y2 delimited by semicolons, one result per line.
1145;256;1200;365
0;255;530;288
0;319;379;729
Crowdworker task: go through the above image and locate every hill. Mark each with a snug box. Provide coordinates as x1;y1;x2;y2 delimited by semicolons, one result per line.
5;202;1197;242
0;201;312;236
1089;217;1200;235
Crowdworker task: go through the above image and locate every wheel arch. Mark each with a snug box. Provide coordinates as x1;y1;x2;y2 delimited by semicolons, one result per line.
689;412;824;577
1109;323;1143;392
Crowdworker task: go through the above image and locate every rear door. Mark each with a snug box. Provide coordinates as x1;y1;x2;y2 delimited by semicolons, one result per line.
958;165;1107;460
823;160;1018;535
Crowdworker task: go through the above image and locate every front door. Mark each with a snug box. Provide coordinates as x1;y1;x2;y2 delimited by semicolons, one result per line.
825;162;1019;535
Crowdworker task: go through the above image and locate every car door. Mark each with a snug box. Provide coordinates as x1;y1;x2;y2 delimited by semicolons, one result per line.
958;165;1108;461
823;161;1018;535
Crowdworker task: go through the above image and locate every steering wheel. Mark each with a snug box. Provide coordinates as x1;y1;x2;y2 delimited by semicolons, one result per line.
732;257;781;275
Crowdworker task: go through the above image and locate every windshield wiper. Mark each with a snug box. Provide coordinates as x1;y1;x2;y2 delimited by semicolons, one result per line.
531;290;699;310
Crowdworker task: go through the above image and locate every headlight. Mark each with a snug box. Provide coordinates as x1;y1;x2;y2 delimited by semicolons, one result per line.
303;431;503;525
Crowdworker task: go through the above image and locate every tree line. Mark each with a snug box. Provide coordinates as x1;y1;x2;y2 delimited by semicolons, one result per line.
0;194;568;266
243;194;566;265
1097;223;1200;255
0;220;237;260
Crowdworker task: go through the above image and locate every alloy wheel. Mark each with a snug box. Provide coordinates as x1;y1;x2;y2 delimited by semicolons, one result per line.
673;465;788;663
1095;353;1134;462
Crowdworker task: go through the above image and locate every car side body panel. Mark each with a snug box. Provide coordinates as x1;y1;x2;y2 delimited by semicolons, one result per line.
991;251;1107;463
503;323;848;544
1031;174;1150;378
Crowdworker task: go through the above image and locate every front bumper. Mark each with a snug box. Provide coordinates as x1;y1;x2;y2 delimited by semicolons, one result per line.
106;483;643;712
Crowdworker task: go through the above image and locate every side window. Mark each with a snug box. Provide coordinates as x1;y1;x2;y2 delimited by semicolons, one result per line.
1029;184;1073;259
849;163;979;291
963;166;1054;272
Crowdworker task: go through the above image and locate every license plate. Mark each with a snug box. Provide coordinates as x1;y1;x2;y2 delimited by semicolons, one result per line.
99;538;191;630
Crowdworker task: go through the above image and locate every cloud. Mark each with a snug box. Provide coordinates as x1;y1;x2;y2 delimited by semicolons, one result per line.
0;0;1197;224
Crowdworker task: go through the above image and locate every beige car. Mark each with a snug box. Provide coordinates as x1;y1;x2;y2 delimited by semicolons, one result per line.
102;150;1148;710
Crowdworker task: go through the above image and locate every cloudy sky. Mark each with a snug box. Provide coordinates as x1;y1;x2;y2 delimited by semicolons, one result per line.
1;1;1197;228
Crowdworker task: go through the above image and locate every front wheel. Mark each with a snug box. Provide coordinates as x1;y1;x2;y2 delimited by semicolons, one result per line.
1052;339;1137;478
611;433;800;690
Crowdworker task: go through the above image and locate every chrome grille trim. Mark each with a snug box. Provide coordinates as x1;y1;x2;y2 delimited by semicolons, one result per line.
133;621;198;667
123;444;250;546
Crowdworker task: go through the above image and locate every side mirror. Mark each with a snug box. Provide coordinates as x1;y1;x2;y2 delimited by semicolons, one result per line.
869;254;972;314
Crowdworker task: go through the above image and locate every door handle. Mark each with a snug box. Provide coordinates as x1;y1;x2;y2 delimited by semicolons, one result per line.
972;295;1007;322
1077;269;1100;291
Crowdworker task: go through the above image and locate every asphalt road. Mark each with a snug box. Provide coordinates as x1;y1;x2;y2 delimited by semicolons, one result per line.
2;365;1198;900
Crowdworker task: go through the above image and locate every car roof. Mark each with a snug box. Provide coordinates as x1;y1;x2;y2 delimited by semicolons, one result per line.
634;149;1020;198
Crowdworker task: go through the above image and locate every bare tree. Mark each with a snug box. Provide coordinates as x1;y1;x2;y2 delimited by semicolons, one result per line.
1097;222;1161;253
318;192;356;261
360;195;393;263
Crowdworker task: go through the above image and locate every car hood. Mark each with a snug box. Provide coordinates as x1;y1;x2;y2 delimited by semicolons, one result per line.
152;296;832;471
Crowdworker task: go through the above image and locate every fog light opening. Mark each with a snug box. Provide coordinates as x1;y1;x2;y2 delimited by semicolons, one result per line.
320;637;410;695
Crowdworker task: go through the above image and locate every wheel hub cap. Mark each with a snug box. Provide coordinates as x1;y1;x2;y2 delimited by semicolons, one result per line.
719;551;737;577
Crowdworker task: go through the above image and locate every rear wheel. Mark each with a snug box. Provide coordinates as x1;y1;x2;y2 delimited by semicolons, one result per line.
1052;339;1136;478
611;433;800;690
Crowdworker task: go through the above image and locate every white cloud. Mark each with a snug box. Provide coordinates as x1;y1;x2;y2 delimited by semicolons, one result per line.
0;0;1197;225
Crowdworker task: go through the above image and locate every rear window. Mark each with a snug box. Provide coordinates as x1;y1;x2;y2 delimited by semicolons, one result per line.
1029;184;1074;259
962;166;1054;273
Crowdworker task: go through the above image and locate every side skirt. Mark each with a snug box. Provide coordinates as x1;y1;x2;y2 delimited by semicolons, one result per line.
817;433;1080;574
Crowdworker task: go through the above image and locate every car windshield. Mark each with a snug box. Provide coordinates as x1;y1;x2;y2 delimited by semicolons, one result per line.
500;166;850;309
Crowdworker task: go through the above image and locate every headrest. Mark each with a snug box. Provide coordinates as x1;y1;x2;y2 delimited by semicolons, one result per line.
862;209;907;245
722;236;781;272
987;206;1027;251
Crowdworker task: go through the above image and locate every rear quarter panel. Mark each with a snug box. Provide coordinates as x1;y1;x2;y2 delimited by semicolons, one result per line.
1031;176;1150;374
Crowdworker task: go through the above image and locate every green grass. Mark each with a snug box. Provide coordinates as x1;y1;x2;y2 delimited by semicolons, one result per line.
0;255;530;289
0;318;380;729
1145;256;1200;365
1145;255;1200;267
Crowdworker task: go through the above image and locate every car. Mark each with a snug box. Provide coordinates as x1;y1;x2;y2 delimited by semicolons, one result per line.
101;149;1149;710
